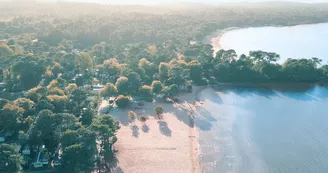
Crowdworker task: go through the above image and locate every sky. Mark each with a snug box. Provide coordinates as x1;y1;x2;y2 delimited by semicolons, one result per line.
38;0;328;5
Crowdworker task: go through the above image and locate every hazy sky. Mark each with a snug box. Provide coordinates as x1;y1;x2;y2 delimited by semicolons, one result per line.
40;0;328;5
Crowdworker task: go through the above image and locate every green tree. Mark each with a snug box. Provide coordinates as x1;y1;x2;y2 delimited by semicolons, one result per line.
0;104;23;133
159;62;169;82
69;88;87;105
10;56;46;90
48;87;65;96
0;144;23;173
126;71;142;94
36;99;55;112
0;43;14;56
151;80;163;95
13;98;35;117
61;144;95;173
128;111;137;122
47;95;68;113
100;82;118;97
76;52;93;74
80;108;94;126
139;58;156;78
139;116;147;124
139;85;153;102
91;114;119;164
115;95;130;108
165;84;179;99
24;87;42;103
65;83;78;94
29;110;59;153
60;130;78;150
154;105;164;119
188;60;202;83
102;59;121;79
0;98;10;109
115;77;129;95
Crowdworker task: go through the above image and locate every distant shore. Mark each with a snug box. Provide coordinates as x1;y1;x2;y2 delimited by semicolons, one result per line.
203;22;328;58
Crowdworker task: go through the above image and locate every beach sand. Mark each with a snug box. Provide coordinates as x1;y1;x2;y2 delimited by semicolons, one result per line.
110;88;203;173
203;27;238;56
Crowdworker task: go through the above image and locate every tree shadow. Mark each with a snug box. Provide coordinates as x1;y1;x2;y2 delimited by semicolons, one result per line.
130;125;139;138
194;117;212;131
111;109;131;126
107;150;120;173
157;121;172;136
112;167;124;173
197;107;217;122
220;86;278;100
141;124;149;133
280;91;318;101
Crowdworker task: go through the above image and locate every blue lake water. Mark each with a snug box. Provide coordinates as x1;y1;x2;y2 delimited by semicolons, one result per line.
197;86;328;173
219;23;328;63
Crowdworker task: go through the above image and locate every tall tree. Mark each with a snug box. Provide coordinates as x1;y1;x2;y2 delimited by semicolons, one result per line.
188;60;202;83
151;80;163;95
154;105;164;119
0;144;23;173
13;98;35;117
115;77;129;95
61;144;95;173
76;52;93;74
0;104;23;133
100;82;118;97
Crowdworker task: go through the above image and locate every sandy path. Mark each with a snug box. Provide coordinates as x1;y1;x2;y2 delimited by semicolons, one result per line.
111;89;203;173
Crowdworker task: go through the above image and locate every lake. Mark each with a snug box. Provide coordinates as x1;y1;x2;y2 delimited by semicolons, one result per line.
219;23;328;63
197;86;328;173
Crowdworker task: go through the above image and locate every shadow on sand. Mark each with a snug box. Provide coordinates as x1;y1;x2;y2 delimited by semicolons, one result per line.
158;121;172;136
130;125;139;138
111;167;124;173
142;124;150;133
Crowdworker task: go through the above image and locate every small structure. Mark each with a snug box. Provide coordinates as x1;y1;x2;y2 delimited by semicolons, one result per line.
0;83;6;91
92;84;104;93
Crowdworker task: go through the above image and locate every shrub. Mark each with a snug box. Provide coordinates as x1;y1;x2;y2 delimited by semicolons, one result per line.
115;95;130;108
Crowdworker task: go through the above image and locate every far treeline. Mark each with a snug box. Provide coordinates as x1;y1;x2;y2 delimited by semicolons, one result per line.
1;1;328;173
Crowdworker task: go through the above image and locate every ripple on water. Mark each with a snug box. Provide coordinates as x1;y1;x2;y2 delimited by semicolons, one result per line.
198;86;328;173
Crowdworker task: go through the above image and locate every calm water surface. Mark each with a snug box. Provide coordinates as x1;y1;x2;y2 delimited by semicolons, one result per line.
197;86;328;173
219;23;328;63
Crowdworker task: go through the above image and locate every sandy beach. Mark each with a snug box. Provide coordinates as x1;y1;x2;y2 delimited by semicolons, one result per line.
203;27;238;56
110;87;204;173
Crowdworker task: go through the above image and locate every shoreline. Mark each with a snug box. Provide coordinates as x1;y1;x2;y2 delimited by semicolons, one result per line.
203;22;328;57
203;27;238;56
212;82;328;91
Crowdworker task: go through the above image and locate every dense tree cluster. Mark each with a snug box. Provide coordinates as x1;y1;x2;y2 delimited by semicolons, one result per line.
0;81;119;172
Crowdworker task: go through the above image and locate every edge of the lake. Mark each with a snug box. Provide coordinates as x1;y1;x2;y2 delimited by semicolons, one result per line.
204;22;328;56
